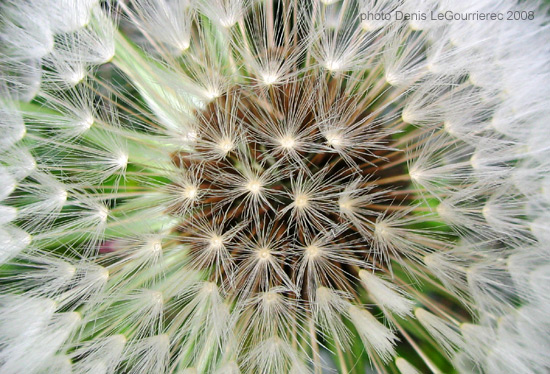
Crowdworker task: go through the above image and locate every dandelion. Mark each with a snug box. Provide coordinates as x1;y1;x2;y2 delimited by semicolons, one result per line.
1;0;549;373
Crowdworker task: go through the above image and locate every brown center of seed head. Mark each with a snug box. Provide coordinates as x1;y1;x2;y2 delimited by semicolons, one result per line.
170;76;409;302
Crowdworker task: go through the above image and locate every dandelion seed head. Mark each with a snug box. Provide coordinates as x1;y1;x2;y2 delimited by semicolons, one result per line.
1;0;549;373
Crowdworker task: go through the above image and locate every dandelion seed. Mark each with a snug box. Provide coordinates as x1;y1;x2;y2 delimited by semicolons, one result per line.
348;304;398;363
261;73;279;86
395;357;421;374
217;138;234;155
293;193;309;209
183;186;198;200
245;179;263;195
359;270;414;318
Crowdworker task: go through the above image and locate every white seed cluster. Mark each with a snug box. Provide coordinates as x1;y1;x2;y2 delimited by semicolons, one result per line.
0;1;549;374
